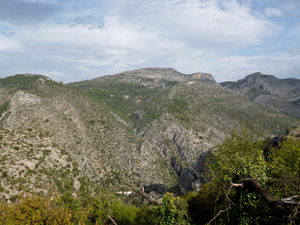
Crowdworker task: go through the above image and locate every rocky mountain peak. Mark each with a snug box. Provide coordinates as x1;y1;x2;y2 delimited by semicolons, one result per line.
237;72;276;85
239;72;293;95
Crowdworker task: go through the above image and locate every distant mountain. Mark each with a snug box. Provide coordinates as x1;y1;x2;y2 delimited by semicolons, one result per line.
0;69;299;201
71;67;216;91
221;72;300;119
119;67;216;82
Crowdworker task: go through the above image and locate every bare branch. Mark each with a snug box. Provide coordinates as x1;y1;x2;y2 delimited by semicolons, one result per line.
108;215;118;225
243;178;299;206
209;183;243;224
282;195;299;202
288;200;300;225
130;190;158;205
208;204;231;224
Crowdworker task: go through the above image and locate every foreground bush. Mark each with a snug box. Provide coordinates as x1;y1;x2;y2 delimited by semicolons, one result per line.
0;191;139;225
0;191;190;225
0;194;83;224
187;128;300;225
136;192;190;225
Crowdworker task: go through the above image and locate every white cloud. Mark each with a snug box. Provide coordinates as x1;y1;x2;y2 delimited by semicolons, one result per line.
35;69;65;79
30;0;282;53
77;57;113;67
110;0;282;50
265;7;283;17
0;38;22;52
0;0;298;82
208;53;300;82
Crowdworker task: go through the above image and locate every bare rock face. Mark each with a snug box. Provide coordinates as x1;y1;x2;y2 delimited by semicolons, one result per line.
190;73;216;82
177;152;210;193
139;114;213;166
11;90;41;105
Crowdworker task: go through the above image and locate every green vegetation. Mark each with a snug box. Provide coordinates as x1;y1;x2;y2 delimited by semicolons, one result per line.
292;98;300;107
187;128;300;225
0;74;41;90
130;102;163;128
167;98;190;123
2;171;8;178
86;82;165;128
151;192;190;225
0;190;189;225
0;102;9;117
88;87;132;117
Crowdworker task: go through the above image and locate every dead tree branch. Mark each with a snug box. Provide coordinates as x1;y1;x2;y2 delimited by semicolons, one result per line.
209;203;231;224
243;178;299;207
107;215;118;225
209;184;243;224
130;189;158;205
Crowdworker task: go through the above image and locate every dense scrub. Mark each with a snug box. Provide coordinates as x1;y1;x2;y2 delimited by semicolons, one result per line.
0;190;139;225
0;190;190;225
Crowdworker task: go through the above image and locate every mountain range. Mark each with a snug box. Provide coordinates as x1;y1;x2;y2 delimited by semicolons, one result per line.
0;68;299;201
221;72;300;119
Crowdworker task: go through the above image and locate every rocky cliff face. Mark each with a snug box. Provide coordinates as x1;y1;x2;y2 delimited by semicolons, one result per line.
0;70;299;200
221;72;300;119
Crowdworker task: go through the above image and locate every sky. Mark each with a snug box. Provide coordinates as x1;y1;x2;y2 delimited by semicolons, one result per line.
0;0;299;83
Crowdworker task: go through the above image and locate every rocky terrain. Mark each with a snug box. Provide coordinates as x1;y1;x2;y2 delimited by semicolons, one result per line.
221;72;300;119
0;69;299;201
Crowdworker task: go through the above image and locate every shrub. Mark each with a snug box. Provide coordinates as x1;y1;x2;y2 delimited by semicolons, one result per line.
187;183;220;225
9;195;18;203
136;192;190;225
0;102;9;116
0;193;90;224
2;171;8;178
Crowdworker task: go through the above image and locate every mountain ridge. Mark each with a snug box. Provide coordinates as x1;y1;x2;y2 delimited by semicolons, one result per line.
221;72;300;119
118;67;216;82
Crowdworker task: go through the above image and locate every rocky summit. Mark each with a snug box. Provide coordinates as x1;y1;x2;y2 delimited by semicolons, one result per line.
0;69;299;201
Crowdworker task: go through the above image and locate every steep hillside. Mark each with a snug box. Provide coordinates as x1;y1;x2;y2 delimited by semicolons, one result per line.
221;72;300;119
0;74;176;200
0;70;299;201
